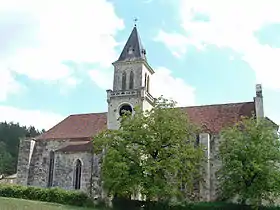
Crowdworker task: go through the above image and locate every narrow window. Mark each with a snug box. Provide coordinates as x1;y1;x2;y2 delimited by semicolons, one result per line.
195;134;200;147
147;75;150;92
144;73;147;89
122;72;126;90
74;159;82;190
47;151;55;187
129;71;134;89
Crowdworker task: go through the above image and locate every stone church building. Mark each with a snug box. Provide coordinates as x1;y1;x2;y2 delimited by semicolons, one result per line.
16;26;278;201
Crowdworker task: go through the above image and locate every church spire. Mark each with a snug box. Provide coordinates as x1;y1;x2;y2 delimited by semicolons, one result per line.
116;25;147;62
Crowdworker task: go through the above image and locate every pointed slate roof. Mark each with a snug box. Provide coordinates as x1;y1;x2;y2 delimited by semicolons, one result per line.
116;26;147;62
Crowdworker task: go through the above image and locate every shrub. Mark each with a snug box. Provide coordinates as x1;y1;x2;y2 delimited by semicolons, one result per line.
112;197;192;210
1;184;280;210
0;184;91;207
111;197;280;210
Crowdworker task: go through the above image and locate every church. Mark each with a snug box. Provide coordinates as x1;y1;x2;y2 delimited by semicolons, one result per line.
16;26;278;201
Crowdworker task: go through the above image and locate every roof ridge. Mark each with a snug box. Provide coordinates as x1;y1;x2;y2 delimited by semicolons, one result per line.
65;101;255;117
69;112;107;116
179;101;254;109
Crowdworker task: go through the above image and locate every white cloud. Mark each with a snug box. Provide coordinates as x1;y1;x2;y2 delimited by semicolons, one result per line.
156;0;280;91
0;106;64;130
155;30;204;58
90;66;196;107
65;77;79;87
89;69;113;90
0;0;124;98
155;31;189;58
58;77;81;95
151;67;196;106
0;67;22;101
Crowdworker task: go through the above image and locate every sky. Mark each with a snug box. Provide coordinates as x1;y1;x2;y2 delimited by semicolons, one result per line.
0;0;280;130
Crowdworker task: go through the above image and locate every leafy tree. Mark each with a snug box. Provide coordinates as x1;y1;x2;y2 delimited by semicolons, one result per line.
94;97;204;201
217;116;280;206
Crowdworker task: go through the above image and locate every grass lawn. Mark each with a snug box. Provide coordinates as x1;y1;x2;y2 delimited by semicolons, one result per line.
0;197;96;210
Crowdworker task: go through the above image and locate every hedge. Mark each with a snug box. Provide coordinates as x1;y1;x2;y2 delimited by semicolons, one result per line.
0;184;92;207
1;184;280;210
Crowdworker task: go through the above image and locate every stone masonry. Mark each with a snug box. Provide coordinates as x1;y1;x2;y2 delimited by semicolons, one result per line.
15;25;273;202
17;139;95;194
15;132;245;201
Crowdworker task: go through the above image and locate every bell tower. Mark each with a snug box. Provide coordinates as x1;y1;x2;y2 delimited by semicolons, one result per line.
106;25;155;130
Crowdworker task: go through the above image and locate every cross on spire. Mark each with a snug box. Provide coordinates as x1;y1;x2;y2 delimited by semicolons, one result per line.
134;18;138;27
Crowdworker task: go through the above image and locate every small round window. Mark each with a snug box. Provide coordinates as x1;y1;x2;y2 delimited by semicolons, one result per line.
119;104;133;116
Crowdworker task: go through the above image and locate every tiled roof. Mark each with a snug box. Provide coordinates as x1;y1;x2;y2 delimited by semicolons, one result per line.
181;101;255;133
37;112;107;140
37;101;256;141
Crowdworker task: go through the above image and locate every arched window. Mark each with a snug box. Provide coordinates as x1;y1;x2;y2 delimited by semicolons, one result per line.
144;73;147;89
147;75;150;93
119;104;133;117
129;71;134;89
73;159;82;190
122;72;126;90
47;151;55;187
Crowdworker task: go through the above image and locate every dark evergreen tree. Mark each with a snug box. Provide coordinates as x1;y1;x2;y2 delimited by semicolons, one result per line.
0;122;44;175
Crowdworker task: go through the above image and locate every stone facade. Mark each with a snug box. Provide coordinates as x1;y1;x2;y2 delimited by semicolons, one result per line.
17;138;34;186
107;62;154;130
197;133;221;201
16;131;223;201
15;26;270;202
53;151;92;192
210;135;221;200
17;139;96;195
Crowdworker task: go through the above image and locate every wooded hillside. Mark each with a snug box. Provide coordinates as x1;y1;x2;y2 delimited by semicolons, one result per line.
0;122;44;175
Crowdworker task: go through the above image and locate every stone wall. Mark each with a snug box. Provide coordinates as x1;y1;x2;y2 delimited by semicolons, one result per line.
112;61;152;92
198;133;222;202
16;138;103;197
16;134;223;202
91;153;102;199
27;139;68;187
107;94;143;130
16;138;34;185
107;59;155;131
199;133;211;201
210;134;222;201
54;151;92;193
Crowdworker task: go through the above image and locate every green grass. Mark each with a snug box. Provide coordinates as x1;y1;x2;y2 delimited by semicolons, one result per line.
0;197;96;210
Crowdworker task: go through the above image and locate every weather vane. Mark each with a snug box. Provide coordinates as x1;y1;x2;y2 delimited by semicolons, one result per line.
134;17;138;27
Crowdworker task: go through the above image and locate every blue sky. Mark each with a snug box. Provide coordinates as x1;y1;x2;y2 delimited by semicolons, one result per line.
0;0;279;129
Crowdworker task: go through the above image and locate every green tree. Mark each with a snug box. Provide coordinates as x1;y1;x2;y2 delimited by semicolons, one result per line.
0;122;43;175
218;116;280;206
0;142;13;175
26;126;41;137
94;97;204;201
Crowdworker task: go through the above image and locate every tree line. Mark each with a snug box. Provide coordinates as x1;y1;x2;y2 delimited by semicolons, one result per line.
93;96;280;208
0;122;44;176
